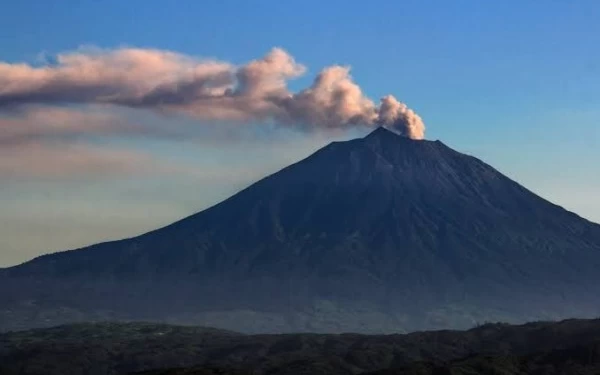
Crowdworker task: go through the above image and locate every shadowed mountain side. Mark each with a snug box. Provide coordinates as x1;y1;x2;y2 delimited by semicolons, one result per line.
2;127;600;332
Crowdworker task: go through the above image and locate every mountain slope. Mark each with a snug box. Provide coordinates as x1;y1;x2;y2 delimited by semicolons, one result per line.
2;127;600;332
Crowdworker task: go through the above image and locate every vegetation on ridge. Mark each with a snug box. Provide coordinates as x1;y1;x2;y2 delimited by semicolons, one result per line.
2;319;600;374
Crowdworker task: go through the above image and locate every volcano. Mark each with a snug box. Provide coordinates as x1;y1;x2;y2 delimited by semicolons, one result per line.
2;127;600;333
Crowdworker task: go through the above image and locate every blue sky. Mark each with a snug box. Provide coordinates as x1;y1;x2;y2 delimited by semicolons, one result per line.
0;0;599;266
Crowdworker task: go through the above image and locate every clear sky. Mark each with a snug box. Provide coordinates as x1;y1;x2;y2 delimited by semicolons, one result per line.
1;0;599;266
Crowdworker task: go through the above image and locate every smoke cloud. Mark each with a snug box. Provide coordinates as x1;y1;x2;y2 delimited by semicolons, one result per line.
0;47;425;139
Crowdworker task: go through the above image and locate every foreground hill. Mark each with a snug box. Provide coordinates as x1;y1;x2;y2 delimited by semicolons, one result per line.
2;128;600;332
2;319;600;374
137;343;600;375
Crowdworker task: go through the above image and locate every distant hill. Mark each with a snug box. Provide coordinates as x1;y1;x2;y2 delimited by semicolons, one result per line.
3;319;600;374
2;127;600;332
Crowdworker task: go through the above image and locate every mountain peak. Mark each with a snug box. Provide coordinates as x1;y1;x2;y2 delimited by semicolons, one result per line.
361;126;446;160
364;126;403;140
364;126;438;145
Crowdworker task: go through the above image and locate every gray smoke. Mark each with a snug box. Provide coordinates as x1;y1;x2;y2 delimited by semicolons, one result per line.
0;47;425;139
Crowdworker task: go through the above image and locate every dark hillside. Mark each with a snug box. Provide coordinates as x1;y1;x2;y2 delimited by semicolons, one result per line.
2;319;600;374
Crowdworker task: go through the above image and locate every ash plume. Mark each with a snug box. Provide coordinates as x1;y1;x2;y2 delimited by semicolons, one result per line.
0;47;426;139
